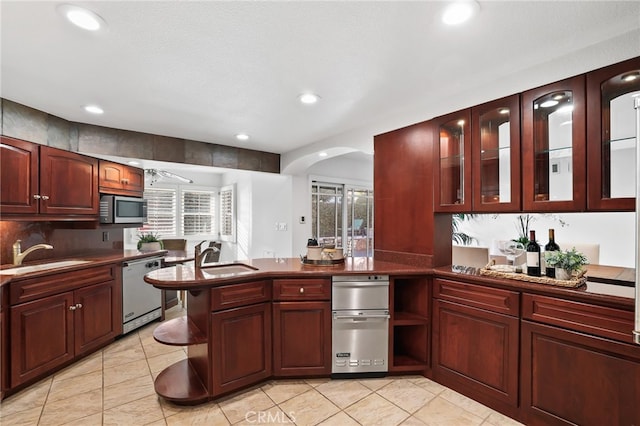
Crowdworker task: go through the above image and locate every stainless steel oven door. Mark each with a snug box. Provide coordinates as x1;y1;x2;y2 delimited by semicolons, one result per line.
332;310;390;374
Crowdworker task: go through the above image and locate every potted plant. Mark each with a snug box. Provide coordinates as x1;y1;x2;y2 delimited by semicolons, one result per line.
137;231;164;252
544;248;588;280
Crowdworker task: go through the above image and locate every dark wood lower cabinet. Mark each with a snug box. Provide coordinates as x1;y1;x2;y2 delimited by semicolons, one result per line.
521;320;640;426
211;302;272;396
273;301;331;376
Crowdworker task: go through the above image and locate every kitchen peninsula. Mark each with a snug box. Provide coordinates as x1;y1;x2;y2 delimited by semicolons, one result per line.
145;257;639;424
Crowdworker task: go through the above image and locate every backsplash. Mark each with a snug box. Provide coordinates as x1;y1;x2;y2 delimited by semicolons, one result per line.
0;221;124;266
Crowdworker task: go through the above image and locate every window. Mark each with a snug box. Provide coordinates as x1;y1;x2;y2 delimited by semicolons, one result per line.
311;181;373;257
142;188;177;235
182;189;215;236
219;184;236;242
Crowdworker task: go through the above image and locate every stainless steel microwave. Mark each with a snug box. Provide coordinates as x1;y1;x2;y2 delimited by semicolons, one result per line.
99;195;147;224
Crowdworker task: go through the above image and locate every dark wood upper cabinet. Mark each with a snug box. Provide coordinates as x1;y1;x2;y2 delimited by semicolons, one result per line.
587;56;640;211
522;75;587;212
434;109;473;212
98;160;145;197
471;95;521;212
0;137;99;218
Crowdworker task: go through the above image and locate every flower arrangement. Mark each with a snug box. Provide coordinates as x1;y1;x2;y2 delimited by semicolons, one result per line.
545;247;588;274
137;231;164;250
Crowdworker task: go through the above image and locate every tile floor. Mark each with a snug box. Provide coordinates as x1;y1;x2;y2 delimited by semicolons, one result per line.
1;306;524;426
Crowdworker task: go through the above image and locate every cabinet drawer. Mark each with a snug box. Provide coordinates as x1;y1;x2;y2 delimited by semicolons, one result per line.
212;280;271;311
273;278;331;301
522;293;634;344
10;265;116;305
433;279;519;316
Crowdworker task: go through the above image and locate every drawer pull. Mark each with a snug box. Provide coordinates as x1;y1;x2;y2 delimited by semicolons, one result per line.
69;305;77;311
75;303;83;309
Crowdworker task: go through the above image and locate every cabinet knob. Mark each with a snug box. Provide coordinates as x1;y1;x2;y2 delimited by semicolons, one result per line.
41;195;49;200
299;287;305;293
75;303;83;309
69;305;77;311
33;194;41;199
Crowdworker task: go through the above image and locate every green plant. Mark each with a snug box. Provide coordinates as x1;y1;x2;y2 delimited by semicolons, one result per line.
452;214;477;245
137;231;164;250
544;248;588;272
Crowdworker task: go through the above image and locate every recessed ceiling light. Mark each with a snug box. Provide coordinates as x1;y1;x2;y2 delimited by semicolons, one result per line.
57;4;106;31
299;93;320;104
84;105;104;114
442;1;480;25
235;133;250;141
318;152;328;157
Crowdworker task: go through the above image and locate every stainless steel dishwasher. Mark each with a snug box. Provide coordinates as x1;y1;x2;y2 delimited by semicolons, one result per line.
122;256;163;334
332;275;390;378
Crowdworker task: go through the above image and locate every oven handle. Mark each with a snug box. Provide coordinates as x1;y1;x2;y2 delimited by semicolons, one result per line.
333;313;390;320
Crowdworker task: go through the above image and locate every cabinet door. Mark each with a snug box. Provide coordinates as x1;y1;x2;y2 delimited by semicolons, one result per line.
433;109;473;212
522;75;586;211
587;56;640;211
39;146;99;215
99;161;145;196
10;292;74;387
74;281;120;355
273;301;331;376
521;320;640;426
211;303;271;396
0;136;39;214
123;166;145;195
433;299;519;415
472;95;521;211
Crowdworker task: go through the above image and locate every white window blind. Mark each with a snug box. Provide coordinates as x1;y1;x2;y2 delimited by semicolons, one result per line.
219;184;235;242
143;188;177;236
181;189;215;236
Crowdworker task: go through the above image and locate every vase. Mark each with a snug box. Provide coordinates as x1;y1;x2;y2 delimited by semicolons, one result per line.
555;268;571;280
139;242;162;252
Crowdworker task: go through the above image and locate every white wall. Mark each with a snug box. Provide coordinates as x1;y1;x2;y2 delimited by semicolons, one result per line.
454;212;636;268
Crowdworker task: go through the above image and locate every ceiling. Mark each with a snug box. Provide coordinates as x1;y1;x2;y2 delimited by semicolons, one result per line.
2;1;640;165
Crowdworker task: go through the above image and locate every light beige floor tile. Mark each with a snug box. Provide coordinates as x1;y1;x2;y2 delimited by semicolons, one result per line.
235;406;291;425
61;412;103;425
359;376;395;391
103;331;142;354
141;333;186;359
376;378;437;414
38;388;102;426
159;398;217;418
0;376;52;418
278;389;339;426
315;379;372;409
304;377;330;388
103;358;151;387
53;350;102;381
483;410;525;426
345;393;410;426
0;405;42;426
400;415;429;426
103;374;156;410
103;393;164;425
144;419;168;426
146;348;188;375
260;379;313;404
103;341;147;369
218;388;275;424
440;388;493;419
316;410;361;426
413;396;483;426
48;369;103;402
165;402;230;426
411;377;448;396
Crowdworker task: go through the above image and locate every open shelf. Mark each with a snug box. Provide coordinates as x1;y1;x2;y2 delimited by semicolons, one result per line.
394;311;429;325
154;359;209;405
153;316;207;346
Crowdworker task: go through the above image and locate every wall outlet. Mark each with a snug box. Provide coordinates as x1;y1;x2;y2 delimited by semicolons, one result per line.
299;216;306;224
102;231;109;242
278;222;287;231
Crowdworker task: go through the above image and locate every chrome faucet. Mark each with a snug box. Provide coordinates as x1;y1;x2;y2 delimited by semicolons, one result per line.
194;241;220;272
13;240;54;265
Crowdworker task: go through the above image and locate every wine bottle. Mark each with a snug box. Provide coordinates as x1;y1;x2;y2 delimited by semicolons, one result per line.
526;230;541;277
544;228;560;278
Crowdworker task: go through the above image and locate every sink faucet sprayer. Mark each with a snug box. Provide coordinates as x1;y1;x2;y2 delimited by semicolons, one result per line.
13;240;54;265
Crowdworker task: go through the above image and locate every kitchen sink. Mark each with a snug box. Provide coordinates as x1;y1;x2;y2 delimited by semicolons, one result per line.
200;263;258;277
0;260;93;276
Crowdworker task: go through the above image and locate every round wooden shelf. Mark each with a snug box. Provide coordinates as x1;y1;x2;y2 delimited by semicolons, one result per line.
153;316;206;346
154;359;209;405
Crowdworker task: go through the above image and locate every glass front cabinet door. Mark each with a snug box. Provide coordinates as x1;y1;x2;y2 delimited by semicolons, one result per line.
587;56;640;211
433;109;472;212
522;75;586;211
471;95;521;211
